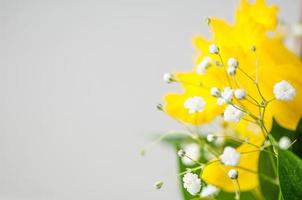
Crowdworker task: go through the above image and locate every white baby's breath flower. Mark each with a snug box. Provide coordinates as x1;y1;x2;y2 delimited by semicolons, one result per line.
273;80;296;101
181;143;200;166
228;169;238;179
184;96;206;114
196;56;212;74
183;172;202;196
227;67;236;76
227;58;239;68
200;184;220;198
223;105;244;122
220;146;241;166
234;89;246;100
211;87;221;97
278;136;291;150
209;44;219;54
163;73;174;83
217;87;233;105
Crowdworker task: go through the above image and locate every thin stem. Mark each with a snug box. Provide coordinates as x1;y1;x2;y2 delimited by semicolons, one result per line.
218;53;233;87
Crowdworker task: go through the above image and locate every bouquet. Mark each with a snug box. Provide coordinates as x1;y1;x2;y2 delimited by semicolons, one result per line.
143;0;302;199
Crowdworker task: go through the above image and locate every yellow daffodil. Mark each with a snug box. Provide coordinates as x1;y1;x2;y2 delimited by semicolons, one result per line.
162;0;302;193
194;0;302;129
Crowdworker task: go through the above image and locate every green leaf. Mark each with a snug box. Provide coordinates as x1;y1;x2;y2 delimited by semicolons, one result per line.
292;118;302;158
258;146;278;200
278;149;302;200
161;133;190;146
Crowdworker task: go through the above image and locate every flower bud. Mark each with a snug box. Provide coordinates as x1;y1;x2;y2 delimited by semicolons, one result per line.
228;169;238;179
211;87;221;97
154;181;164;189
227;67;236;76
207;134;217;142
177;149;186;157
234;89;247;100
163;73;174;83
227;58;239;68
209;44;219;54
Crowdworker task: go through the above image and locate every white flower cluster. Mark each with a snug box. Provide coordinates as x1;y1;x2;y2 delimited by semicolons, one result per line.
183;172;202;195
184;96;206;114
200;184;220;198
273;80;296;101
217;87;233;105
220;146;241;166
223;105;245;122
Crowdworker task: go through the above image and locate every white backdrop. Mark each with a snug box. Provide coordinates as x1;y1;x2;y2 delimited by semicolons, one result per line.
0;0;300;199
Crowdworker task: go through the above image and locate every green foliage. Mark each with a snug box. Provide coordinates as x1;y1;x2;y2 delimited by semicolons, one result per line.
258;146;278;200
278;149;302;200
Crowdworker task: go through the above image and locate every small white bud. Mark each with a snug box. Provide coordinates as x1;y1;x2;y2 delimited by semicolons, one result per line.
177;149;186;157
234;89;246;100
163;73;174;83
207;134;217;142
273;80;296;101
209;44;219;54
278;136;291;150
210;87;221;97
227;58;239;68
227;67;236;76
228;169;238;179
154;181;164;189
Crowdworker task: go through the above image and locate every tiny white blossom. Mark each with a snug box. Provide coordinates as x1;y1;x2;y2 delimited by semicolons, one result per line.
217;87;233;105
223;105;244;122
163;73;174;83
227;57;239;68
220;146;241;166
227;66;236;76
181;143;200;166
200;184;220;198
234;89;247;100
183;172;202;195
196;56;212;74
211;87;221;97
207;134;217;142
273;80;296;101
209;44;219;54
278;136;291;150
184;96;206;114
228;169;238;179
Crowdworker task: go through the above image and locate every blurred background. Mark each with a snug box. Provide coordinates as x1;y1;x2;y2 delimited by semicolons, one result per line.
0;0;300;199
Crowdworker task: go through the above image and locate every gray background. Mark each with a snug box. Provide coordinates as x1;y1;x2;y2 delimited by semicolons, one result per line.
0;0;299;199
